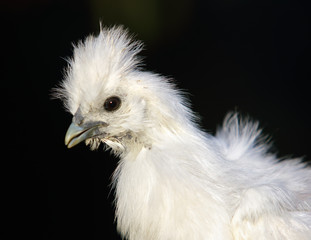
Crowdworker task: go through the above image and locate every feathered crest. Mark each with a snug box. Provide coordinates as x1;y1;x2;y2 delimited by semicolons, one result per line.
52;25;143;113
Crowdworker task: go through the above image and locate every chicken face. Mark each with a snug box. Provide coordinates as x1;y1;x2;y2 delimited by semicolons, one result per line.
57;26;190;154
63;79;149;154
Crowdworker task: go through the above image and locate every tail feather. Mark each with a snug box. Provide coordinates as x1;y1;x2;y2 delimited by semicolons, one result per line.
216;112;270;161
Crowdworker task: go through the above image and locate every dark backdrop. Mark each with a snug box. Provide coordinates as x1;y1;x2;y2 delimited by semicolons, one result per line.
1;0;310;239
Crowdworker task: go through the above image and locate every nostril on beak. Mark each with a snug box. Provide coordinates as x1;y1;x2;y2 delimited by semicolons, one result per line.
73;107;84;125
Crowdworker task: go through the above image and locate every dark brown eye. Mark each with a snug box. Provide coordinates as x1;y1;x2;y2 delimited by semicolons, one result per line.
104;96;121;112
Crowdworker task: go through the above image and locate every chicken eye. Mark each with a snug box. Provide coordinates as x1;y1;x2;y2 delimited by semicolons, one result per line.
104;96;121;111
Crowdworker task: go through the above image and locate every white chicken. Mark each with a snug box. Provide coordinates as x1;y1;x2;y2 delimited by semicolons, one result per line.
55;26;311;240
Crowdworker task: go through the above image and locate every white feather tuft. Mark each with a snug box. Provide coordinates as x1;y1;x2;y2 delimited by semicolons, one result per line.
216;112;271;161
55;25;143;114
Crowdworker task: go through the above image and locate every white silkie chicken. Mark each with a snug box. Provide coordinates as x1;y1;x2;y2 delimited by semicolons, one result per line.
55;26;311;240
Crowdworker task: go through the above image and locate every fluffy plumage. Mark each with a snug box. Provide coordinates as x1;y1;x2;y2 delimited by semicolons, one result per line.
56;26;311;240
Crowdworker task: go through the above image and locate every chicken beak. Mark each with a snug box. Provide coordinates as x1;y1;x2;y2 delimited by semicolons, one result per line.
65;121;106;148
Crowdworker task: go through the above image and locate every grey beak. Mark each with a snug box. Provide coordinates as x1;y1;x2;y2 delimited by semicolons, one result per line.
65;121;107;148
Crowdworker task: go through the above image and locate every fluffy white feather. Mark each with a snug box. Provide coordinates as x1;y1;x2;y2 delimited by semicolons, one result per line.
56;26;311;240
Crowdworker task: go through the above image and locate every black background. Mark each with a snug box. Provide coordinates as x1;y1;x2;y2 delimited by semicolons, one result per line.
1;0;310;239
